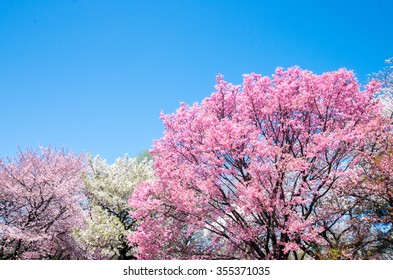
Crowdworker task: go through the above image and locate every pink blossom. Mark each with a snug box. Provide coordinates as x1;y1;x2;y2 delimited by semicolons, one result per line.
129;67;388;260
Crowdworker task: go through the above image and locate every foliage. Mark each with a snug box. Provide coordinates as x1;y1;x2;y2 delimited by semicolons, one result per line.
129;67;388;259
74;153;153;259
0;147;85;259
136;150;153;163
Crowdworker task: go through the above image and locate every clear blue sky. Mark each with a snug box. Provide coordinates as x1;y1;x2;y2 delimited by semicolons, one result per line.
1;0;392;162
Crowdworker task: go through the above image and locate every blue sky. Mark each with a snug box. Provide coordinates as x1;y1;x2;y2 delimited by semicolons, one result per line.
1;0;392;163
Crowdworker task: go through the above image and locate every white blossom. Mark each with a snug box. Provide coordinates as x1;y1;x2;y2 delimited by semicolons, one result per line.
74;153;153;259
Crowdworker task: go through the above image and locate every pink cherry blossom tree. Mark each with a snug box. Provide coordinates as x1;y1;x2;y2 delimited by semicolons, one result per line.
0;147;85;259
129;67;389;259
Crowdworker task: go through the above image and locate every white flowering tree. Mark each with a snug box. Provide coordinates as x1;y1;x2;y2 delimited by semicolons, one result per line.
74;153;153;259
373;58;393;119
